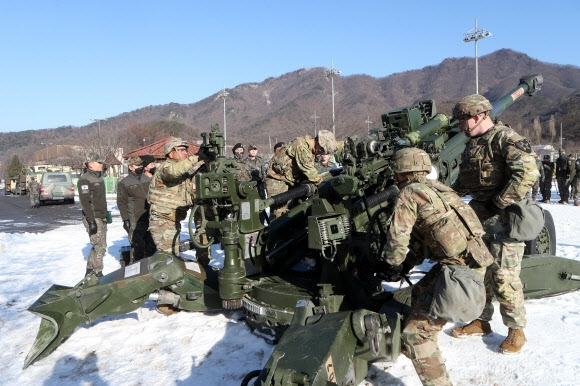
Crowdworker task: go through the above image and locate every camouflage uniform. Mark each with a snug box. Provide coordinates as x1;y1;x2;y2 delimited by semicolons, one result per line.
245;154;267;199
117;165;155;262
314;158;338;173
28;178;40;208
555;152;572;203
148;155;200;256
384;178;492;386
78;168;108;274
540;157;555;202
266;135;320;218
455;124;538;330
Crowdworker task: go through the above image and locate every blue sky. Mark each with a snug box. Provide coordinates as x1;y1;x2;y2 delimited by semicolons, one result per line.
1;0;578;133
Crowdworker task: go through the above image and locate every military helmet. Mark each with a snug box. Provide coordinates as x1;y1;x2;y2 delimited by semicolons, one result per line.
452;94;493;120
87;152;105;163
316;130;337;154
164;137;188;156
392;148;432;174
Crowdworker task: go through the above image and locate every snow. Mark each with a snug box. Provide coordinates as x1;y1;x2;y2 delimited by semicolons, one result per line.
1;192;579;386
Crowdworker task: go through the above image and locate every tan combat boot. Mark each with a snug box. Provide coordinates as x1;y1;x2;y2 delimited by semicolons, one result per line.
450;319;492;338
574;199;579;206
499;328;526;353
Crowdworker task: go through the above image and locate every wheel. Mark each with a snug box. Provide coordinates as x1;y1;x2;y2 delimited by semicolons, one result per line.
524;209;556;255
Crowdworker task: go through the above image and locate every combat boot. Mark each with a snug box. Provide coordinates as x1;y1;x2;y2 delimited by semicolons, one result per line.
499;328;526;354
574;199;579;206
450;319;492;338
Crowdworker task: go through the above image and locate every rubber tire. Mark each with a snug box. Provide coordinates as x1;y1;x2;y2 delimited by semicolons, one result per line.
524;209;556;255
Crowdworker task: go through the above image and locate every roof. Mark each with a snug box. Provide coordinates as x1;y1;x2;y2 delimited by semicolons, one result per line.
124;137;201;160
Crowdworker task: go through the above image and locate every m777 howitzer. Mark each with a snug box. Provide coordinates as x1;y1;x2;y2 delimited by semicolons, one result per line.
24;75;580;385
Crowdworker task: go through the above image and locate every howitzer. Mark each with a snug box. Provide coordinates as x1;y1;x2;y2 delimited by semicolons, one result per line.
24;75;580;385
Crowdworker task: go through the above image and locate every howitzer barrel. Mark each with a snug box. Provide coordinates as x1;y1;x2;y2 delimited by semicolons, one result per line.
490;74;543;119
266;183;316;207
403;113;450;146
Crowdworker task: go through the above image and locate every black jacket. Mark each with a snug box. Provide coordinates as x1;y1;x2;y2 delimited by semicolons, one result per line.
78;169;107;221
117;171;151;223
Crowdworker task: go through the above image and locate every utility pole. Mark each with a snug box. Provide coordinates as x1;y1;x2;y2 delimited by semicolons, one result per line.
560;123;564;150
311;110;320;136
463;18;491;94
40;142;53;163
365;116;373;135
90;118;104;136
325;61;340;136
218;86;229;144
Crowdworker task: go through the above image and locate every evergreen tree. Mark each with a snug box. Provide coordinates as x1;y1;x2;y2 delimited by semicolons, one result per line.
7;155;23;178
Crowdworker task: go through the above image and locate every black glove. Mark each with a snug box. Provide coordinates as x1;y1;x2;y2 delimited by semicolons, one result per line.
88;220;98;236
377;263;404;282
123;220;131;234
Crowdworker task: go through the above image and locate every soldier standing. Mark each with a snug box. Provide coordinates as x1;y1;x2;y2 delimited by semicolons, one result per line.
232;143;251;181
381;148;492;386
245;144;267;199
266;130;336;218
540;155;555;203
148;138;201;256
78;153;108;277
117;156;156;264
450;94;539;353
570;155;579;206
556;150;572;203
28;176;40;208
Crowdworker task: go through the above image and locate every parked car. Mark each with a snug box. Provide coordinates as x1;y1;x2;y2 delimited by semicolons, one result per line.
39;172;75;205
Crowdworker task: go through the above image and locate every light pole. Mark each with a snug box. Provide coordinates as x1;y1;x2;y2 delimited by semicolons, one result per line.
365;116;373;135
218;87;229;143
90;118;105;136
40;142;53;163
463;18;491;94
311;110;320;136
325;61;341;136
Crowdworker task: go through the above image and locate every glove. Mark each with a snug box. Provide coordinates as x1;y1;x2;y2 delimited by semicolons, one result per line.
88;220;98;236
377;263;404;282
123;220;131;234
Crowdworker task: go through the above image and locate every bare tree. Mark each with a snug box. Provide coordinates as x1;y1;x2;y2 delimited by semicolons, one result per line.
533;117;542;145
548;115;556;144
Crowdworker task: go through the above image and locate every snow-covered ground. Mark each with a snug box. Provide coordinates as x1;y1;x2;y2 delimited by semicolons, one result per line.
1;189;579;386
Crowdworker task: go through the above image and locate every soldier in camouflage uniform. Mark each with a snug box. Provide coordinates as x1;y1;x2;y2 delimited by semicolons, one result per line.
266;130;337;218
556;151;573;204
450;94;539;354
314;153;338;173
78;153;108;277
117;156;156;263
570;156;579;206
28;176;40;208
148;138;202;256
232;143;252;181
540;155;555;203
381;148;492;386
245;144;267;199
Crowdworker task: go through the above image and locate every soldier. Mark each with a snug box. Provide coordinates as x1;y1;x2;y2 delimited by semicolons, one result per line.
78;153;108;277
540;155;555;203
148;138;201;256
570;155;579;206
117;156;156;264
231;143;251;182
314;153;338;173
450;94;539;353
381;148;492;386
556;150;572;203
266;130;337;218
28;176;40;208
245;144;267;199
273;141;285;153
531;154;542;201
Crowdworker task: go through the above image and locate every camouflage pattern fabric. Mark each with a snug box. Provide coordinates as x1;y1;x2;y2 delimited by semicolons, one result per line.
383;179;490;386
314;159;338;173
234;158;252;181
245;155;267;199
556;154;572;201
571;160;580;200
455;123;533;330
83;217;108;272
469;199;526;329
531;158;541;199
456;125;538;208
148;156;200;254
557;176;570;201
267;135;321;187
128;219;156;261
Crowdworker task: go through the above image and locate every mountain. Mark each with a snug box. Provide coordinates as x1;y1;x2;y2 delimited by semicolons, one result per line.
1;49;579;167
